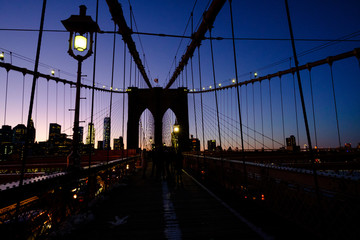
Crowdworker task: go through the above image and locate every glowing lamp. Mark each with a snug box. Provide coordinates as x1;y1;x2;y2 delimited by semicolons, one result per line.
74;35;87;52
51;69;55;76
218;83;222;87
232;79;236;83
254;72;258;78
61;5;99;61
0;52;4;61
173;125;180;133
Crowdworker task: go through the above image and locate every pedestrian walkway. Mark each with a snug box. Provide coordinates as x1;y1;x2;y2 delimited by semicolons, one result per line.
52;161;270;239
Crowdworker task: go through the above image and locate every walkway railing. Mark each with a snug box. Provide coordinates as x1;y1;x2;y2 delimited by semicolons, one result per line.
184;153;360;239
0;155;140;239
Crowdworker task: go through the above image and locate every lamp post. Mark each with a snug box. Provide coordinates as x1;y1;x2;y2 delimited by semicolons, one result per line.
62;5;99;171
173;124;180;151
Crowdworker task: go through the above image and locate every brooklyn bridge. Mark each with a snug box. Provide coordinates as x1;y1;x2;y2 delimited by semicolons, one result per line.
0;0;359;239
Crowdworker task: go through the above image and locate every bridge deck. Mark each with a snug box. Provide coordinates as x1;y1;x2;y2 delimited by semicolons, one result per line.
53;162;308;239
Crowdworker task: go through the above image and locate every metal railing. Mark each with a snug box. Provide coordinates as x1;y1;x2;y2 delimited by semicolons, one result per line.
184;153;360;239
0;155;140;239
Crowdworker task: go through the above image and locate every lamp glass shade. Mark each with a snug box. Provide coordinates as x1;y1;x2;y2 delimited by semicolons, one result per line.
173;125;180;133
74;35;87;52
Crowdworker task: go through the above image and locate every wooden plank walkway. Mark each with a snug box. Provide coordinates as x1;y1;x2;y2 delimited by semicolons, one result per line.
50;162;306;239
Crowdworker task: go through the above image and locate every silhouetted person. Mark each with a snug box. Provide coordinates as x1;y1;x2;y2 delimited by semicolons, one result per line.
142;149;148;179
175;151;184;188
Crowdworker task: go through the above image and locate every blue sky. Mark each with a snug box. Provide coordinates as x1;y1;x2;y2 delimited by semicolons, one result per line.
0;0;359;149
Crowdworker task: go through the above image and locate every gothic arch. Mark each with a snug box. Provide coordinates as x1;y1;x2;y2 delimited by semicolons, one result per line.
127;87;189;151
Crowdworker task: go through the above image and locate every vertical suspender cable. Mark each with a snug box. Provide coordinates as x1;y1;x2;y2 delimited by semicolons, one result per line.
56;81;58;123
46;80;49;140
21;73;25;124
198;47;205;151
279;76;286;147
63;83;66;135
285;0;320;205
328;61;341;148
307;67;318;148
191;56;198;139
268;79;274;149
229;0;246;185
107;22;117;165
291;69;300;146
252;83;256;150
3;70;9;125
260;81;264;148
18;0;47;221
209;29;222;150
122;42;127;145
245;84;248;149
89;0;99;169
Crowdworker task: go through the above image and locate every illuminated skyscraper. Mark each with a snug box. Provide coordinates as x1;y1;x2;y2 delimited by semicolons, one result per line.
103;117;111;150
78;126;84;144
86;123;95;145
49;123;61;143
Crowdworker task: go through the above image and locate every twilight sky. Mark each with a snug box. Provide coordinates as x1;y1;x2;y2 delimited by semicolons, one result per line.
0;0;359;149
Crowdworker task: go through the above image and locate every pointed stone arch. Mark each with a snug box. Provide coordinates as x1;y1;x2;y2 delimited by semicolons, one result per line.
127;87;189;151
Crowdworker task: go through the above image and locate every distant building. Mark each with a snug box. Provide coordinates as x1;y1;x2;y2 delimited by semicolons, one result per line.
286;135;299;151
114;137;124;150
86;123;95;145
0;125;13;158
103;117;111;150
97;140;104;150
78;126;84;144
190;135;200;151
114;138;121;150
207;140;216;151
13;124;27;144
0;125;12;143
49;123;61;143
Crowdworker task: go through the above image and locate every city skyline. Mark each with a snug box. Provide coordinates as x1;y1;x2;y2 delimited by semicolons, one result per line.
0;0;359;149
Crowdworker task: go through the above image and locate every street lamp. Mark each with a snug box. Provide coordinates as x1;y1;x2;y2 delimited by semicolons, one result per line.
173;125;180;134
62;5;99;171
0;52;4;61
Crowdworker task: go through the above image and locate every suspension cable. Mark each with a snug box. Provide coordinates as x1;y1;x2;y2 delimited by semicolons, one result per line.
328;60;341;148
21;73;25;124
252;82;256;150
56;81;58;123
268;79;274;150
109;22;117;153
245;84;249;149
122;42;127;140
3;70;9;125
198;47;205;151
291;63;300;144
46;80;49;140
191;56;198;139
279;76;286;147
260;81;264;148
209;28;222;150
63;83;66;136
307;67;318;148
